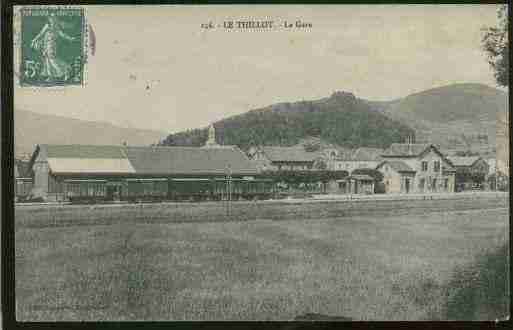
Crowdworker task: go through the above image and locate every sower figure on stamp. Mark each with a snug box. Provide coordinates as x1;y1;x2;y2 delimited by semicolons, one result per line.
30;14;76;82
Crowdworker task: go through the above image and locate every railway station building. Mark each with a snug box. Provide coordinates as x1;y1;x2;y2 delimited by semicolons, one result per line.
25;143;261;202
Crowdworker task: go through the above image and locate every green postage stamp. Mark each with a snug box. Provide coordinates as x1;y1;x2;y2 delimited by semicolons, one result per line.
19;7;86;87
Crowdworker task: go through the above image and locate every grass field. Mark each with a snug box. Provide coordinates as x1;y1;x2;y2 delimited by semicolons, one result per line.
15;199;509;321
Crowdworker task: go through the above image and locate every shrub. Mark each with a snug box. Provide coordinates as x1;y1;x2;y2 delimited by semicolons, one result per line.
442;243;509;320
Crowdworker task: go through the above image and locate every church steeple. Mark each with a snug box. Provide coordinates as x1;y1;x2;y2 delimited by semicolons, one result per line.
204;124;219;147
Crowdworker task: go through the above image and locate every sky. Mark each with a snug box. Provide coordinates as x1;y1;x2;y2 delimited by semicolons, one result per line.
14;4;505;134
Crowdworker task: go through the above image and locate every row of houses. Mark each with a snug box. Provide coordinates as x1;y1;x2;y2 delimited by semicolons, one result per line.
247;140;493;194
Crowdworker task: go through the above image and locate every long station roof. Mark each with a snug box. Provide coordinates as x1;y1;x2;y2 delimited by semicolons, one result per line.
32;144;259;176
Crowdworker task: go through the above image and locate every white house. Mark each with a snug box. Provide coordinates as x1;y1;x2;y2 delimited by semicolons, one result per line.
376;143;456;194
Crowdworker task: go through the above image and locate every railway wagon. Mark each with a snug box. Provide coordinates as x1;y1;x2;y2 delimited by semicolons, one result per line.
64;177;276;203
64;179;109;203
64;178;167;203
213;178;275;200
124;178;168;202
161;178;277;201
245;179;275;200
169;178;215;201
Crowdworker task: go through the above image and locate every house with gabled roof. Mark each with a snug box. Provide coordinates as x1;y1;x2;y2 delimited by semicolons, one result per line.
247;146;321;171
447;156;489;171
329;147;384;173
376;143;455;193
447;156;490;191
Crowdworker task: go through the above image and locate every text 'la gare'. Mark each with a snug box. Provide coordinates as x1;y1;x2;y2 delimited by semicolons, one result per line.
200;20;312;30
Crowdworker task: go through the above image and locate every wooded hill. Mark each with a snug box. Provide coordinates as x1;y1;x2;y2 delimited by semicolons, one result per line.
160;91;414;151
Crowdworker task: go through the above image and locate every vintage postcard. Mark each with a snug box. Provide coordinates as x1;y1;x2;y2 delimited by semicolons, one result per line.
10;4;509;322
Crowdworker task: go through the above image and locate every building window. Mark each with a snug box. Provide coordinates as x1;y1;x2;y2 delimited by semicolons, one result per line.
432;178;437;191
421;161;428;171
434;161;440;172
444;178;449;189
419;178;425;190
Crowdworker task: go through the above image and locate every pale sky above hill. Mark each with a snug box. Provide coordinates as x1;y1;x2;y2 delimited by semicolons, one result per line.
14;4;505;133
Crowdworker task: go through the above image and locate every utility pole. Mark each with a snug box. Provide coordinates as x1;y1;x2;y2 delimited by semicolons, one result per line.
225;165;232;217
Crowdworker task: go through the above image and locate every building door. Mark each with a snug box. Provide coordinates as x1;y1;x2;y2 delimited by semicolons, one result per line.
338;181;347;194
405;178;410;193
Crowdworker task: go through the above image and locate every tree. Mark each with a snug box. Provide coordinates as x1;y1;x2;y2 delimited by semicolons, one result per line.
313;158;327;170
482;5;509;87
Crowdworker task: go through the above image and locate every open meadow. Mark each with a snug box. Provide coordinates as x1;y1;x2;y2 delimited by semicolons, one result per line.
15;196;509;321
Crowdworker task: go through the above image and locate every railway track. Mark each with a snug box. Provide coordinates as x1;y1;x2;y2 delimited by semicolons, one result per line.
15;192;508;229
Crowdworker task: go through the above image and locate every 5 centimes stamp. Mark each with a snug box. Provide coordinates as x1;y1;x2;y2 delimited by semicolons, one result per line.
19;7;86;87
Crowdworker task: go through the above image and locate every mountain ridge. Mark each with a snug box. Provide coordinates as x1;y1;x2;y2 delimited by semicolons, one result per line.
14;109;167;158
382;83;507;123
160;83;507;155
378;83;507;154
14;83;507;158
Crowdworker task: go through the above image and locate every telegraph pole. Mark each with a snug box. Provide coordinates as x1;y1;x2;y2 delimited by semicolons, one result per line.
225;165;232;217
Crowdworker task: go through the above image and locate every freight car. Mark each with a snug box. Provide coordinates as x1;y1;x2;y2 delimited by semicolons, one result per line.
64;179;109;203
168;178;275;201
212;178;275;200
125;178;168;202
64;177;276;203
